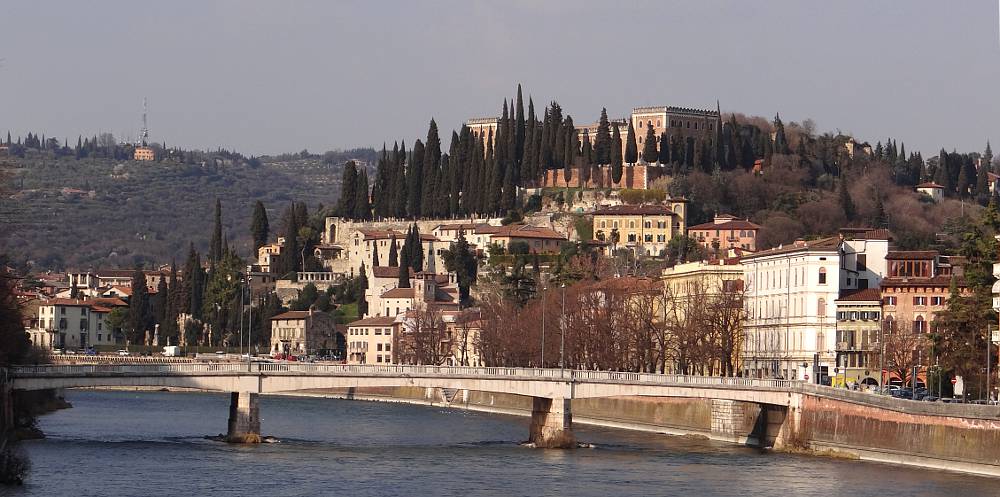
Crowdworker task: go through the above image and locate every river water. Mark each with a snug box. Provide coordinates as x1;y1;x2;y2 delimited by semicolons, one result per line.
10;390;998;496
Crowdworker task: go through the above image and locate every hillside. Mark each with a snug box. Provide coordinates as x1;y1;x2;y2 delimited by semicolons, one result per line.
0;148;375;271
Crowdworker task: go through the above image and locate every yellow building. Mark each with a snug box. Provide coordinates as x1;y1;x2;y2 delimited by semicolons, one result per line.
592;201;687;257
134;146;155;161
660;259;745;375
833;288;882;388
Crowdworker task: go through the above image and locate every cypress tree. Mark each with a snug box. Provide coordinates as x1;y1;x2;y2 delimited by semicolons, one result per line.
956;155;971;197
642;124;658;163
370;234;380;267
210;198;223;263
250;200;269;253
773;113;790;154
975;156;990;201
397;256;410;289
163;261;179;343
522;98;537;184
388;235;398;267
354;168;371;220
515;84;526;165
358;264;369;317
581;130;593;185
408;140;425;218
563;116;577;183
624;121;638;165
595;108;611;165
611;124;623;184
338;161;358;218
410;224;424;273
393;141;408;219
986;141;994;173
658;133;670;165
553;108;565;172
839;176;856;221
128;267;151;345
422;119;441;216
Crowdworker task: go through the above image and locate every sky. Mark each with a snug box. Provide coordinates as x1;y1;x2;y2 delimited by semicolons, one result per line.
2;1;999;157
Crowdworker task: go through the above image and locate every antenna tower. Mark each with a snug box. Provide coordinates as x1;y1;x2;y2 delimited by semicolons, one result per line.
140;97;149;146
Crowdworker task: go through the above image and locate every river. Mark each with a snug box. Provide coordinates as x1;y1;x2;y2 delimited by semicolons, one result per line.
10;390;998;496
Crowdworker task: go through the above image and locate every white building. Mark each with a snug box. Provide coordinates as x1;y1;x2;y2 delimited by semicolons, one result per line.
741;232;890;383
28;298;118;350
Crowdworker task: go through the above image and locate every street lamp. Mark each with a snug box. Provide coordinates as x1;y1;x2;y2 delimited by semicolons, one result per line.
540;285;547;368
246;266;253;371
560;283;566;377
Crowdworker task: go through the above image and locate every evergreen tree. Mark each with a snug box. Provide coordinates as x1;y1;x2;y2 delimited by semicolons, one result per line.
275;203;302;276
611;124;623;183
128;268;151;345
162;261;179;344
580;130;593;185
397;260;410;288
250;200;269;253
522;98;537;184
393;142;408;218
658;133;670;165
442;231;478;304
408;140;425;218
642;124;658;163
515;84;526;165
409;224;424;273
839;176;856;221
956;154;972;197
354;168;371;220
338;161;358;218
210;198;223;263
773;113;790;154
976;155;991;201
357;264;369;318
370;234;380;267
987;141;995;173
624;121;638;165
152;277;168;330
388;235;398;267
421;119;441;216
562;115;577;183
595;108;611;165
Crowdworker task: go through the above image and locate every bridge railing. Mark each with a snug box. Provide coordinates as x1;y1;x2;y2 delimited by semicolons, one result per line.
10;363;794;389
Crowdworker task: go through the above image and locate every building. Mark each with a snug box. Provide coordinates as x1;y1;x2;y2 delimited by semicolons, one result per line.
660;259;745;375
540;163;667;189
880;251;966;334
466;117;500;152
741;233;889;382
592;202;688;257
843;138;873;158
916;182;944;202
346;315;400;364
257;238;284;274
350;228;444;277
687;214;761;254
28;298;118;350
488;224;567;255
833;288;883;387
630;105;720;151
369;272;459;320
268;309;340;356
133;146;155;161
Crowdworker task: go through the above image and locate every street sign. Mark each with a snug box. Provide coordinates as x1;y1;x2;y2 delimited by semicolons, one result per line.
992;329;1000;344
951;378;958;385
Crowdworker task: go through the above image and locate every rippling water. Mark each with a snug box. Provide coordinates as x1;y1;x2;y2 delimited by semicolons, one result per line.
10;390;997;496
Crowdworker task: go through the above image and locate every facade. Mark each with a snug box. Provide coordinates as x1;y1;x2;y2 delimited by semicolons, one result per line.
465;117;499;152
592;202;688;257
268;310;339;356
257;238;284;273
687;214;761;254
346;316;400;364
28;299;117;350
880;251;966;334
833;288;882;387
488;224;567;254
368;272;459;320
133;146;155;161
915;182;944;202
540;164;666;189
350;229;444;277
630;106;720;150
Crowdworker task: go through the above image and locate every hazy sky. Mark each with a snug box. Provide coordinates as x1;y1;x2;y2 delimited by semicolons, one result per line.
3;1;999;157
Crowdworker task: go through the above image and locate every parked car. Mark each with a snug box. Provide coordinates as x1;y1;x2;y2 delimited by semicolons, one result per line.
116;349;130;356
84;348;97;356
922;396;939;402
941;397;966;403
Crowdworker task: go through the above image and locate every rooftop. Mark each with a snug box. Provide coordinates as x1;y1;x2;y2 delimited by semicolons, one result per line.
836;288;881;302
490;224;567;240
742;237;841;260
688;218;760;231
270;311;315;320
915;182;944;189
347;316;399;327
593;204;679;216
886;250;939;260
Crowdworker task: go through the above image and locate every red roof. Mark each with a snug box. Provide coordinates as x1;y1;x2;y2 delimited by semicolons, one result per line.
382;287;415;299
348;316;399;327
270;311;314;320
836;288;881;302
886;250;938;260
490;224;567;240
593;204;677;216
916;182;943;189
688;219;761;231
742;237;841;259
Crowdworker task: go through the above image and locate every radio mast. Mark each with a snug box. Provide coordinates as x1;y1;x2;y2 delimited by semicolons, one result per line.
140;97;149;146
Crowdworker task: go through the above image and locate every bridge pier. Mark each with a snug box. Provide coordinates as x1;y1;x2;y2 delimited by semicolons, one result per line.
529;397;575;448
226;392;261;443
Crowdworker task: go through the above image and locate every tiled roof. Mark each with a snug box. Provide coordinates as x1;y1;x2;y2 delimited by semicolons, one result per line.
742;237;841;260
490;224;567;240
836;288;881;302
372;266;411;278
347;316;399;327
382;287;415;299
881;275;966;288
886;250;938;260
270;311;314;320
593;204;677;216
916;182;943;189
43;298;90;307
688;219;761;231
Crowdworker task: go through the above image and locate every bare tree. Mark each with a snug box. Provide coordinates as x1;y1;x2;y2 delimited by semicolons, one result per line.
882;314;928;385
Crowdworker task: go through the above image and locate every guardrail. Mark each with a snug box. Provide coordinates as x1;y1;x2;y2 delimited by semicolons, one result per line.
9;363;796;389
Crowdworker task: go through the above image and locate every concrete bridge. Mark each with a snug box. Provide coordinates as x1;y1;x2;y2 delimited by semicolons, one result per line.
9;363;801;447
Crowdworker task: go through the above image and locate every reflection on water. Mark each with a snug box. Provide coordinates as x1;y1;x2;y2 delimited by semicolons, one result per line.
12;390;997;497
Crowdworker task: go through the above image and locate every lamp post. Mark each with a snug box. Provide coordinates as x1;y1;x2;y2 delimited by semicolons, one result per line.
540;286;546;368
246;265;253;371
560;283;566;377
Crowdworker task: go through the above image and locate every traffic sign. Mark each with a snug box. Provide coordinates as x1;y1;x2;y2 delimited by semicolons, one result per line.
951;378;958;385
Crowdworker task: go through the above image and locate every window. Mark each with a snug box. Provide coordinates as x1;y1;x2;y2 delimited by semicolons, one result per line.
385;328;392;336
628;233;637;242
644;221;651;229
657;221;666;229
656;120;661;127
97;334;102;342
375;328;381;335
377;343;383;351
913;316;926;333
931;296;944;306
817;298;826;316
385;344;391;351
657;234;666;242
913;296;927;306
885;296;897;306
376;355;383;363
629;221;635;228
818;268;827;285
644;234;653;242
601;221;606;228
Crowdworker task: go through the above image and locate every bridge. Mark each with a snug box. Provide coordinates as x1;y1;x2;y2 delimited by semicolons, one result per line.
9;363;801;447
